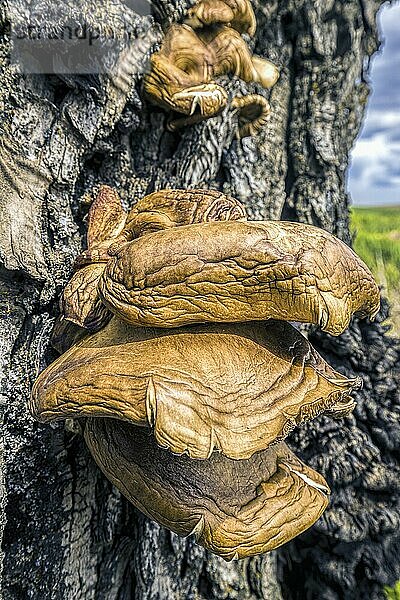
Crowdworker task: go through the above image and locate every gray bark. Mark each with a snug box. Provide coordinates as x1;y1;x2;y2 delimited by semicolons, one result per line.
1;1;399;599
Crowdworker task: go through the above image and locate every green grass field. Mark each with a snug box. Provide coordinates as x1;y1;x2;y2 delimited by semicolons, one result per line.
351;205;400;335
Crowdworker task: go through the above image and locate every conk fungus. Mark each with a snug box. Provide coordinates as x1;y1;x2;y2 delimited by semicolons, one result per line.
30;319;360;460
121;187;247;238
185;0;257;37
99;219;380;335
31;186;380;560
84;421;329;560
59;186;126;335
57;186;247;345
143;12;279;135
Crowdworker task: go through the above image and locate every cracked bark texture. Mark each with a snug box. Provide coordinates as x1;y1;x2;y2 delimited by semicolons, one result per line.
1;0;399;599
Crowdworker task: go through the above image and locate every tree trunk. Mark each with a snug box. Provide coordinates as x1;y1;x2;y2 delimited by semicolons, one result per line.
1;1;399;599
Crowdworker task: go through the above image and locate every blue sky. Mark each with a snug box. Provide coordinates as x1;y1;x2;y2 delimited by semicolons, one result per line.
349;1;400;206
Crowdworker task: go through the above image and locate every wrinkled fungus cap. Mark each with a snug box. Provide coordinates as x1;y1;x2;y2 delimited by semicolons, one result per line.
31;319;360;460
31;186;380;561
185;0;257;37
123;188;246;238
99;220;380;335
143;21;278;136
85;419;329;560
60;187;247;336
30;316;337;559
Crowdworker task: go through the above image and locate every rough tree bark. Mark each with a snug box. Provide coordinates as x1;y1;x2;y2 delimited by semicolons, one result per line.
1;0;399;599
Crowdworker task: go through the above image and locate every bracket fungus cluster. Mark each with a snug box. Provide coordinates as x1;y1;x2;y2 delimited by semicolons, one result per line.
30;185;380;560
143;0;279;135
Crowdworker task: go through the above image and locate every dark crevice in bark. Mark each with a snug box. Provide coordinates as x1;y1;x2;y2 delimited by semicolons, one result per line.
281;15;297;217
280;298;400;599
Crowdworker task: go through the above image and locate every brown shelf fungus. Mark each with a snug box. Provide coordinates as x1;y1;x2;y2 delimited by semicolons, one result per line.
85;420;329;560
58;185;127;335
121;187;247;239
143;21;279;135
55;186;247;350
30;319;361;460
31;186;380;560
31;317;349;558
185;0;257;37
99;219;380;336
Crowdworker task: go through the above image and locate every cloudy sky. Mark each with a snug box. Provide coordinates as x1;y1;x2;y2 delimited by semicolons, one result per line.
348;2;400;206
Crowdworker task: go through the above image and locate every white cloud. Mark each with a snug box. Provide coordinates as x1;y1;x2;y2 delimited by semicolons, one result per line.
349;130;400;204
363;110;400;132
349;2;400;205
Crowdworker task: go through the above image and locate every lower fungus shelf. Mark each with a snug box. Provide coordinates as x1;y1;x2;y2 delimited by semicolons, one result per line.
84;418;330;560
